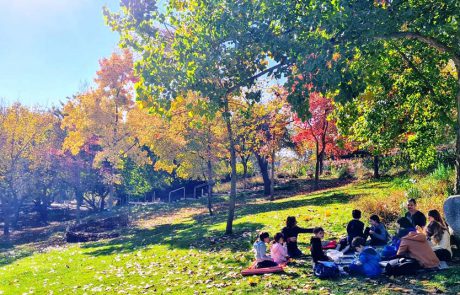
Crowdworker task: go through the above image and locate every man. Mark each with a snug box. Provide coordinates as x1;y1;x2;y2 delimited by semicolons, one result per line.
405;198;427;228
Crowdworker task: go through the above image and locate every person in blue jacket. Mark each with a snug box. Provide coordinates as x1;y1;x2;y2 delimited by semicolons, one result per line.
346;237;382;278
364;215;389;246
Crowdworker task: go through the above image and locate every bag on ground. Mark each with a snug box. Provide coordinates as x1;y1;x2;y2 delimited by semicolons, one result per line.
314;261;340;279
384;257;420;276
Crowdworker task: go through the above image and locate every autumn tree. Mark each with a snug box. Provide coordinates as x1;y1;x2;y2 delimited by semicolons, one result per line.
61;50;145;210
105;1;287;234
0;103;55;236
293;93;350;188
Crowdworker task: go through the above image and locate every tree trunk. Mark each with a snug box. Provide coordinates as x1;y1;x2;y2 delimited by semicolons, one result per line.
256;153;271;196
206;147;214;216
11;199;22;230
100;195;106;212
319;154;324;175
76;189;83;224
373;155;380;179
270;149;275;201
224;98;237;235
314;142;320;190
242;157;248;189
2;201;10;237
455;64;460;194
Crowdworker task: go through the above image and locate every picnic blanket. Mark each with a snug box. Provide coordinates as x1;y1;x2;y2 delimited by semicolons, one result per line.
241;261;286;276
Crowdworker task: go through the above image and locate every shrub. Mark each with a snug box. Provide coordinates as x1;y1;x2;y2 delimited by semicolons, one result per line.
355;190;405;223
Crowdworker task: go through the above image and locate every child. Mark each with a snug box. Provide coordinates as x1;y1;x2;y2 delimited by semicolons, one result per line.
338;209;364;252
270;232;289;265
347;237;382;277
364;215;389;246
397;231;440;268
395;217;416;239
253;232;278;268
310;227;331;263
428;209;447;228
282;216;314;258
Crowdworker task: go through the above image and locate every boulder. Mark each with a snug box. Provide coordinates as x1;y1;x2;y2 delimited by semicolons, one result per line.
444;195;460;241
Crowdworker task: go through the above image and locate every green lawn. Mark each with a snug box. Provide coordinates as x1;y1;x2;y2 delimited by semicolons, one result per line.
1;180;459;294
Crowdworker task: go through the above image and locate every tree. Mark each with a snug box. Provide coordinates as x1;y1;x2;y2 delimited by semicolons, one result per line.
61;50;145;210
0;103;55;236
292;93;349;188
263;0;460;191
105;0;287;234
129;92;227;215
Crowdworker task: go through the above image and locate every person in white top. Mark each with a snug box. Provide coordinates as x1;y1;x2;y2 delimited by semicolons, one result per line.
426;220;452;261
270;233;289;265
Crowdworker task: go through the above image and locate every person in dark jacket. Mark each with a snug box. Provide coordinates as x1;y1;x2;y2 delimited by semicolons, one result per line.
338;209;365;252
364;215;389;246
395;217;416;240
310;227;331;263
282;216;313;257
405;198;427;228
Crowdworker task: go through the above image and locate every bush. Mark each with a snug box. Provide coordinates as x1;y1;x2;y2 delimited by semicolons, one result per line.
355;190;406;223
236;161;254;178
430;162;453;182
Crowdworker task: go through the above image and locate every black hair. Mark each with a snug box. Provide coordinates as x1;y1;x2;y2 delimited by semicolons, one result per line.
313;227;324;234
259;232;270;241
351;236;366;249
408;198;417;205
369;214;380;223
397;217;413;229
352;209;362;219
274;232;284;243
286;216;297;228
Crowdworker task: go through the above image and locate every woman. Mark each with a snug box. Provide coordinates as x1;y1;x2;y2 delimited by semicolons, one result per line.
426;221;452;261
428;209;447;228
281;216;313;257
397;231;440;268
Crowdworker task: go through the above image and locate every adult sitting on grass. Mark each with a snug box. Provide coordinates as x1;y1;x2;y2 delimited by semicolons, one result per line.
253;232;278;268
394;217;416;240
397;230;440;269
346;237;382;278
426;221;452;262
405;198;427;228
282;216;313;258
364;215;389;246
428;209;448;228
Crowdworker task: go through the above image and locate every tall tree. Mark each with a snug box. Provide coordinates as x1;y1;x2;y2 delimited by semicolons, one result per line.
61;50;144;210
105;0;287;234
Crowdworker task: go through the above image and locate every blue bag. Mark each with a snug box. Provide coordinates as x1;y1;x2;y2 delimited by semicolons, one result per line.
313;261;340;279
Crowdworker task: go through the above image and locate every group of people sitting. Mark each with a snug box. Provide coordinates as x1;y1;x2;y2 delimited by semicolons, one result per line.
252;198;454;277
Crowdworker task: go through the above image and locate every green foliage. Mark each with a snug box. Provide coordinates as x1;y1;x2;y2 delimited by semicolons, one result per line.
430;162;453;182
236;161;254;178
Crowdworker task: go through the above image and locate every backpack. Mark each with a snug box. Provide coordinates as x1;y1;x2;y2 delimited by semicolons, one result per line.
385;258;420;276
314;261;340;279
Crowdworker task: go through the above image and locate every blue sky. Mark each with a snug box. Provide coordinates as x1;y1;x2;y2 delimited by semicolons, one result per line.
0;0;120;108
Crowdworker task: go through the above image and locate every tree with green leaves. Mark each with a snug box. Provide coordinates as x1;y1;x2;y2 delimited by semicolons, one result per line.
105;0;288;234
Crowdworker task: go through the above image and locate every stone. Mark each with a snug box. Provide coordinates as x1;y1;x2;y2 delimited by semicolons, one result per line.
444;195;460;241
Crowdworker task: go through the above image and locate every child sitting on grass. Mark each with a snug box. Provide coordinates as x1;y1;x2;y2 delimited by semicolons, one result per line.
270;232;289;265
253;232;278;268
364;215;389;246
338;209;364;252
310;227;331;263
346;237;382;277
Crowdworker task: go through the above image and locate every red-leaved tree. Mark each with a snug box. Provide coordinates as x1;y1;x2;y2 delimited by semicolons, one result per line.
292;92;351;188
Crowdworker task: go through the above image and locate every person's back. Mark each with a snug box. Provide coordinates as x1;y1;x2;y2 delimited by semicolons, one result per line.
397;231;440;268
359;247;382;277
347;219;365;242
253;240;267;262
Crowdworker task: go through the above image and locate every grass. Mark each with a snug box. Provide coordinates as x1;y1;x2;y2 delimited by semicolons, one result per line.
0;180;459;294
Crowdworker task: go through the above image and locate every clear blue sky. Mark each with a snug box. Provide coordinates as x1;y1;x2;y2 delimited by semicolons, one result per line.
0;0;120;108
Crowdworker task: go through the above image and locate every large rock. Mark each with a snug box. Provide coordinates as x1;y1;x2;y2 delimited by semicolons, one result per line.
444;195;460;241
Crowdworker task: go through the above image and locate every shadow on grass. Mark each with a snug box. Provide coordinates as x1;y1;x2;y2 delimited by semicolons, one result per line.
82;221;264;256
82;189;355;257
